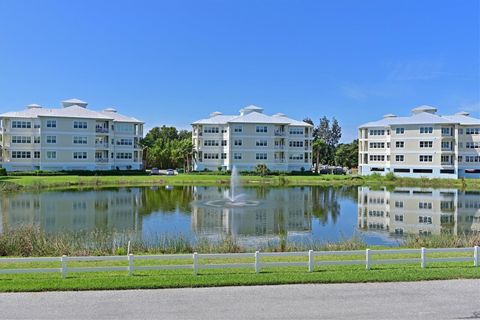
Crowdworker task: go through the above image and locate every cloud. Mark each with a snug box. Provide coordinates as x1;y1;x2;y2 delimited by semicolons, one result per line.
386;59;448;81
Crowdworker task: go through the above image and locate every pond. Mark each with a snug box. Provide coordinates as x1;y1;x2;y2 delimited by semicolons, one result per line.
1;186;479;247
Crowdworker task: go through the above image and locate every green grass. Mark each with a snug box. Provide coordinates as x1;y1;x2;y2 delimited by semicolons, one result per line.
1;173;480;192
0;252;479;292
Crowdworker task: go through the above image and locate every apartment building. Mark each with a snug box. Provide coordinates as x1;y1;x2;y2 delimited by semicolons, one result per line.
0;98;144;171
192;105;313;172
358;105;480;178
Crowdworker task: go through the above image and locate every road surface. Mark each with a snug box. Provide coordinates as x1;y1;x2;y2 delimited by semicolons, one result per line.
0;280;479;319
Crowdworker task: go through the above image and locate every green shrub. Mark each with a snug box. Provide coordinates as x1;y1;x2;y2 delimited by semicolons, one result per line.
0;168;7;176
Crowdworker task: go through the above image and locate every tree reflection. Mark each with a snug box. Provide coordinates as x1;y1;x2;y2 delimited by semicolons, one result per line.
139;186;194;215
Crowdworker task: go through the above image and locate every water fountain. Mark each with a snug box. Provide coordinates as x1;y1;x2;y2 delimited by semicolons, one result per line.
204;166;259;207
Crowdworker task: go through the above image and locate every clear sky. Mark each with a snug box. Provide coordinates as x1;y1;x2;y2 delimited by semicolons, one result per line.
0;0;479;141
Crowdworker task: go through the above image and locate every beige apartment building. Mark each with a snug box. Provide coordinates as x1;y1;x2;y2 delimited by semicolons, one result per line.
192;105;313;172
358;186;480;237
358;105;480;178
0;99;144;171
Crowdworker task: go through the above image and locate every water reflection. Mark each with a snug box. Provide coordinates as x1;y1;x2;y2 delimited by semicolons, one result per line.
0;186;478;246
358;187;480;238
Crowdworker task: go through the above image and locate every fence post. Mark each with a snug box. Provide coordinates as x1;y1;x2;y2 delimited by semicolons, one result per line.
128;254;134;276
255;251;260;274
421;247;426;268
193;252;198;276
474;246;479;267
308;250;314;273
127;240;131;255
61;255;67;278
365;249;371;270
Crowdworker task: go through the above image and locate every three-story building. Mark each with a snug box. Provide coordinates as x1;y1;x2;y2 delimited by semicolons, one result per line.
192;105;313;172
358;105;480;178
0;98;144;171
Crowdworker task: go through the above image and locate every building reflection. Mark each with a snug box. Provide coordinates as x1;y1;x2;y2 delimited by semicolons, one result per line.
358;187;480;237
190;187;312;238
0;188;143;233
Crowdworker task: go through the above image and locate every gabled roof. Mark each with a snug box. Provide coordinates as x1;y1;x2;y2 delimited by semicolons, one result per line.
100;109;143;123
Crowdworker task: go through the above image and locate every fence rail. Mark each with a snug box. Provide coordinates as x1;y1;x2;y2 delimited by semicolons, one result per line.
0;246;478;278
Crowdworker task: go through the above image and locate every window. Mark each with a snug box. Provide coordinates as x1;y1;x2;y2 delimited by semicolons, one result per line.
369;142;385;148
466;128;480;135
73;121;88;129
12;151;31;159
234;139;242;146
46;120;57;128
46;151;57;159
395;214;404;222
203;127;219;134
233;152;242;160
204;140;219;146
369;129;385;136
395;128;405;134
420;127;433;134
289;154;303;160
116;138;133;146
419;155;433;162
289;141;304;147
233;125;243;133
441;127;451;135
459;128;464;135
395;201;404;208
465;156;480;163
395;141;404;148
441;141;451;150
46;136;57;144
116;123;133;132
73;136;88;144
419;141;433;148
458;156;463;163
256;126;268;133
221;153;227;159
369;155;385;161
34;136;40;144
11;136;31;144
11;121;31;129
394;168;410;173
203;153;219;160
34;151;40;159
419;202;432;209
466;142;480;149
289;127;304;135
395;155;404;162
221;140;227;146
419;216;432;224
116;152;133;159
73;152;87;159
256;153;267;160
441;155;450;163
256;140;268;147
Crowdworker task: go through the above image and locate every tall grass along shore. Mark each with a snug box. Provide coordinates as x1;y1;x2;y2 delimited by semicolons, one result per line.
1;173;480;192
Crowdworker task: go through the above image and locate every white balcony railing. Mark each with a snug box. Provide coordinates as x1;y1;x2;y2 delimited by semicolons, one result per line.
95;143;109;148
95;158;109;163
95;127;109;133
274;131;285;136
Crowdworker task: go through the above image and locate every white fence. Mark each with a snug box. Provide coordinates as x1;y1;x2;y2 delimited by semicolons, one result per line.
0;246;478;278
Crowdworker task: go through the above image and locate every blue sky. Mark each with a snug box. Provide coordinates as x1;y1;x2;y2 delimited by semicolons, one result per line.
0;0;479;141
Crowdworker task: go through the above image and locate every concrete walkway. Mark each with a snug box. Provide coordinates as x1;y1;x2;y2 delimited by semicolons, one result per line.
0;280;479;319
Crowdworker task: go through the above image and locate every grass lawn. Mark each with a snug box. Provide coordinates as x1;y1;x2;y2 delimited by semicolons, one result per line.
1;173;480;191
1;252;479;292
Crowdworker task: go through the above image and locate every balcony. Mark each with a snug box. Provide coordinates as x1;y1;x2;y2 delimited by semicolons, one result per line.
274;131;286;136
274;145;285;150
274;159;285;163
95;127;109;133
95;143;109;149
95;158;109;163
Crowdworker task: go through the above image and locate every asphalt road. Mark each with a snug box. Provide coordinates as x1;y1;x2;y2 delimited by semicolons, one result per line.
1;280;480;319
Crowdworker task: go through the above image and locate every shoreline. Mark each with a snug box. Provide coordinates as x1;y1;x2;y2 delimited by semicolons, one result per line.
1;174;480;192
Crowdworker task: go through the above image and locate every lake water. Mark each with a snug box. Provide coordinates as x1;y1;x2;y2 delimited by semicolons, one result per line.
1;186;479;247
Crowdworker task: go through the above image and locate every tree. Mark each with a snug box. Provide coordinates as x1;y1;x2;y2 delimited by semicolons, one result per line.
310;116;343;167
334;140;358;168
142;126;193;171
